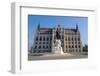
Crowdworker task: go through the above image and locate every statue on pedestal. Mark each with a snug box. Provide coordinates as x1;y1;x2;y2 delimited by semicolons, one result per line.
52;26;64;54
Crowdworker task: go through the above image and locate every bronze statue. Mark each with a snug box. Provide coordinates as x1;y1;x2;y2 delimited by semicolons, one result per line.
56;28;61;39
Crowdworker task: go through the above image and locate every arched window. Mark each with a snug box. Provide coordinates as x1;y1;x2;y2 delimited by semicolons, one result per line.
47;42;48;44
43;46;45;49
66;38;67;41
35;46;37;49
46;46;48;48
35;42;37;44
50;46;51;48
62;36;64;39
36;37;38;41
47;37;49;41
40;36;42;41
78;38;80;41
72;37;73;41
39;46;41;49
43;37;45;41
50;36;52;40
75;45;77;48
43;42;45;44
69;45;70;48
68;37;70;41
75;38;77;41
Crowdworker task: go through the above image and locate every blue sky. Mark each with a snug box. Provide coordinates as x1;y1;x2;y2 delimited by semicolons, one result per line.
28;15;88;50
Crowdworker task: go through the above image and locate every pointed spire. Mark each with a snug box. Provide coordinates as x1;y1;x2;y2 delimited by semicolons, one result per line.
58;24;61;27
37;23;40;30
76;24;78;30
57;24;61;29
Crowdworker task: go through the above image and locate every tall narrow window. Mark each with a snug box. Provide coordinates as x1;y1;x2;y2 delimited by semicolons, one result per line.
43;37;45;41
47;42;48;44
47;37;49;41
62;36;64;39
75;45;77;48
40;36;42;41
35;46;37;49
69;45;70;48
50;46;51;48
39;46;41;49
43;42;45;44
35;42;37;44
50;36;52;40
43;46;45;49
68;37;70;41
66;38;67;41
72;37;73;41
75;37;77;41
46;46;48;48
36;37;38;41
78;38;80;41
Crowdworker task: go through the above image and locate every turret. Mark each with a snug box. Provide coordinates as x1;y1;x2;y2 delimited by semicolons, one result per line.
37;23;40;30
76;24;78;30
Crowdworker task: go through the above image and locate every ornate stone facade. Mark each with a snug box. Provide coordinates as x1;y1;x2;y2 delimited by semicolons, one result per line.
31;24;83;55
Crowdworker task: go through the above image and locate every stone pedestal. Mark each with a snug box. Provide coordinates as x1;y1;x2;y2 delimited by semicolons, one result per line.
52;39;64;54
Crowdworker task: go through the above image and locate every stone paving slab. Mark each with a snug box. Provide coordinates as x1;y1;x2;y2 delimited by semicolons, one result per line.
28;53;87;61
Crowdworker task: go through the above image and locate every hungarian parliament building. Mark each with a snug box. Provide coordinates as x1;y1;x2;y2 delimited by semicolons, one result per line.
30;24;83;55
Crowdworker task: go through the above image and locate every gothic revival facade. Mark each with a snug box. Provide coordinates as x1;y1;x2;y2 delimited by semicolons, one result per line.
31;24;83;55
